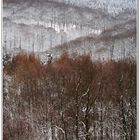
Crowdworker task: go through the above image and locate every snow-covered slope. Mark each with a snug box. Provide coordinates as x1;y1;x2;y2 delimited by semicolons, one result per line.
3;0;136;60
3;1;113;52
51;0;136;15
4;0;136;15
41;19;136;61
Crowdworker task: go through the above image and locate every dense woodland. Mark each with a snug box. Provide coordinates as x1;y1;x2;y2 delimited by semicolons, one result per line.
3;52;136;140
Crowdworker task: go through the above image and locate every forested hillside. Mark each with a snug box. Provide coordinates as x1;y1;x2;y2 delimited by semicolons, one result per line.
3;0;137;139
3;52;136;140
3;0;136;60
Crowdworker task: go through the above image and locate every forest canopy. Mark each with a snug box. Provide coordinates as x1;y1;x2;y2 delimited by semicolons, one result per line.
3;52;136;140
